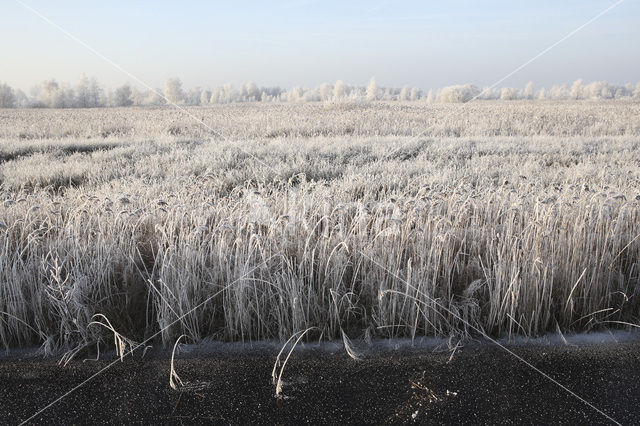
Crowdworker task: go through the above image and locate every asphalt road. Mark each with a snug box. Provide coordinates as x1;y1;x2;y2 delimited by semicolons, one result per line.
1;337;639;425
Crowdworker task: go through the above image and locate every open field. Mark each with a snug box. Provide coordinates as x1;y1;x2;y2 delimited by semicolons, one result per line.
1;101;639;355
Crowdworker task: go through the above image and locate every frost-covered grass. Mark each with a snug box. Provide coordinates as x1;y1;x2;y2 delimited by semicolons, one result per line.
0;101;639;355
1;100;639;141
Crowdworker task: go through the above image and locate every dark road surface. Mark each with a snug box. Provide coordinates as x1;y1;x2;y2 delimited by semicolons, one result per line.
1;335;639;425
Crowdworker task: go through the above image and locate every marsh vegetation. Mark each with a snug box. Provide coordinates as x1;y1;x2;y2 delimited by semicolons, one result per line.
0;101;639;355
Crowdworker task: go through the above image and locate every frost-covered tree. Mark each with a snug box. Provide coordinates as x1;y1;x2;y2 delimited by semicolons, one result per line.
366;77;378;101
112;84;133;107
185;87;201;105
88;77;103;107
625;83;634;96
333;80;346;100
227;84;237;102
549;83;569;100
583;82;598;99
76;74;91;108
243;81;260;101
14;89;29;107
399;85;410;101
263;86;282;101
128;87;143;106
524;81;534;100
0;82;16;108
585;81;613;99
9;76;640;107
200;89;211;105
600;84;614;99
484;87;502;100
570;79;584;100
426;89;435;103
210;87;223;104
239;84;248;100
287;86;305;102
142;88;166;105
615;87;628;99
439;84;479;103
382;87;393;101
210;84;236;103
39;80;74;108
319;83;332;101
39;80;59;107
164;78;184;104
75;75;102;107
537;88;547;100
500;87;520;100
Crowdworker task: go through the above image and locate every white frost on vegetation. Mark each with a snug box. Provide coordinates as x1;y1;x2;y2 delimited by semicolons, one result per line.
0;102;639;356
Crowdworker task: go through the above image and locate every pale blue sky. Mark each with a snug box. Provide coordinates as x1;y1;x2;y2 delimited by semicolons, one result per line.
1;0;638;91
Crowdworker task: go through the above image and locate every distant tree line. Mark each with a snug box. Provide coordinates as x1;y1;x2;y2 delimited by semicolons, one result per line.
1;75;639;108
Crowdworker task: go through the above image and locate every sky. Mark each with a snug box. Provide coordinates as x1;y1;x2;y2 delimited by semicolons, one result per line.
1;0;639;91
